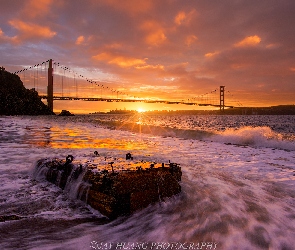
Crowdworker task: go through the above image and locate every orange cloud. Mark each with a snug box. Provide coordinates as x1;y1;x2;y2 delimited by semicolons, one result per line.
104;43;123;49
97;0;153;14
185;35;198;46
145;30;167;46
141;21;167;46
76;35;94;45
175;11;186;25
235;35;261;47
205;51;220;58
174;10;197;26
93;52;165;71
76;35;85;45
23;0;54;19
266;43;280;49
135;64;164;70
9;19;56;41
93;52;147;68
231;63;250;70
0;28;17;43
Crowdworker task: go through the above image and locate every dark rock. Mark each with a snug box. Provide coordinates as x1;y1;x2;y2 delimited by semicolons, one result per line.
33;156;182;219
58;110;74;116
0;67;55;115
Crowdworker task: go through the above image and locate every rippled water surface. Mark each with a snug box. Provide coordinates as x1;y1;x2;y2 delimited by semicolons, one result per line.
0;115;295;250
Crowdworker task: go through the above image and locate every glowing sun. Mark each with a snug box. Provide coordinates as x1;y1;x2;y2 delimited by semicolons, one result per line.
137;108;145;113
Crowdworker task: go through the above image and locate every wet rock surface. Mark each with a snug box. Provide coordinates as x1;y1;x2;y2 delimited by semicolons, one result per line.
33;154;182;219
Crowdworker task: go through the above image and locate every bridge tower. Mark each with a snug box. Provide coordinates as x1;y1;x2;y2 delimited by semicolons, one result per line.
47;59;53;111
220;86;225;111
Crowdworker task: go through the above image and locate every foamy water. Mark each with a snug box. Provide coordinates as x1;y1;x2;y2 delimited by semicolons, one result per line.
0;115;295;250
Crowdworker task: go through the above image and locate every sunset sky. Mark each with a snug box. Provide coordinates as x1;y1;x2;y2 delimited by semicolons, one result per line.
1;0;295;113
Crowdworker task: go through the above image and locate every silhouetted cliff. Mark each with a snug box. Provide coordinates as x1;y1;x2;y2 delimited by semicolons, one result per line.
0;67;55;115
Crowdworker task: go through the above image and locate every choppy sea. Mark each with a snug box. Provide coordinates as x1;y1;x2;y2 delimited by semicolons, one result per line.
0;114;295;250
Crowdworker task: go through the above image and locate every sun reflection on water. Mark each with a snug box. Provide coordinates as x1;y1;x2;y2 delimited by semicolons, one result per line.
49;137;147;150
24;124;148;150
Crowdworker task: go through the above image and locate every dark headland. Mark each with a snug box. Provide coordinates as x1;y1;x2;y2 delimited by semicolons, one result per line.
0;67;55;115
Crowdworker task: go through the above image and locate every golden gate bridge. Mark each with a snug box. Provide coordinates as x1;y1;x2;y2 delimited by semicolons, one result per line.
14;59;242;111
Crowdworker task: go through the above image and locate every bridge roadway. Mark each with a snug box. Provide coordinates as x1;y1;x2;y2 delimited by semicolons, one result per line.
39;95;234;108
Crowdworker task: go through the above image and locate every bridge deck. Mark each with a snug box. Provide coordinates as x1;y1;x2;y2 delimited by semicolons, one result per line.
39;95;233;108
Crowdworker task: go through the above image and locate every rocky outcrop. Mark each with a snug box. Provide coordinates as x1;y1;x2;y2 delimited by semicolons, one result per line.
0;67;55;115
58;110;74;116
33;154;182;219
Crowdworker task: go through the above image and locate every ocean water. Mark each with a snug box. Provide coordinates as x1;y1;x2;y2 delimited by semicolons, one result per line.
0;114;295;250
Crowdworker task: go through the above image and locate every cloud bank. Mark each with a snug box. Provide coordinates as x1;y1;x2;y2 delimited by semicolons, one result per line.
1;0;295;107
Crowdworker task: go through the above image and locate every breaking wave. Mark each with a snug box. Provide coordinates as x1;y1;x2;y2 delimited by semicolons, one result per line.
210;126;295;151
95;119;295;151
93;120;215;140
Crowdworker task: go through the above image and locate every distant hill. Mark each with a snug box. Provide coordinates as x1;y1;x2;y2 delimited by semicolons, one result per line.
0;67;55;115
220;105;295;115
163;105;295;115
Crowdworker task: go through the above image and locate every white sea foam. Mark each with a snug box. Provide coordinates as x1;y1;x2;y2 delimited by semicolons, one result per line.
210;126;295;151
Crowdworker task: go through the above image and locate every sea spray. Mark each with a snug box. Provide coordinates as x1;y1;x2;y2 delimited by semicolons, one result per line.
211;126;295;151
